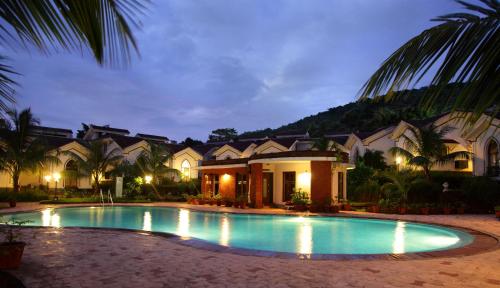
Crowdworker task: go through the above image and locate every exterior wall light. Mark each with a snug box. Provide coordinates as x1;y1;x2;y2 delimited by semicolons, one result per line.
144;175;153;184
298;171;311;187
222;173;230;181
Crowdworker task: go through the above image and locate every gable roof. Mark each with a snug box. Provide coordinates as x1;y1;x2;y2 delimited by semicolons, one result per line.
136;133;169;142
31;126;73;136
105;134;144;149
271;137;298;149
226;141;255;152
41;136;87;150
328;135;349;146
90;124;130;135
191;144;220;156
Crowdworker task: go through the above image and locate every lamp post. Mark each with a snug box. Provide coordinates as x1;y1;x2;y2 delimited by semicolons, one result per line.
44;175;52;193
53;172;61;200
144;175;152;184
395;156;402;171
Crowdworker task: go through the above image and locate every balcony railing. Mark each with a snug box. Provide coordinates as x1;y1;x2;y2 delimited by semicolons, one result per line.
486;165;500;177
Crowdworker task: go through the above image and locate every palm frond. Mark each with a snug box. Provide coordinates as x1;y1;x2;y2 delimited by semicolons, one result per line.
435;150;471;166
359;0;500;127
0;0;147;67
389;146;414;161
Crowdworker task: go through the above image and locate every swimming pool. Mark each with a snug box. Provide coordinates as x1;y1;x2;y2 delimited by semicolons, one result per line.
3;206;473;255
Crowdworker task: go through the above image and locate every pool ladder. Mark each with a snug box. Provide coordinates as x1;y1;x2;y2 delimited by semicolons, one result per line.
99;189;114;207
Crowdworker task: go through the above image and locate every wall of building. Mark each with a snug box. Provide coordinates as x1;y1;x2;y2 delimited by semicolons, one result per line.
366;135;396;165
261;162;311;204
173;149;203;179
472;127;499;176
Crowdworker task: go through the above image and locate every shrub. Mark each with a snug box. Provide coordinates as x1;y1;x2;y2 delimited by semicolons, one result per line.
430;171;472;189
407;179;441;204
347;163;374;200
291;189;309;205
461;177;500;212
0;188;49;202
351;180;380;202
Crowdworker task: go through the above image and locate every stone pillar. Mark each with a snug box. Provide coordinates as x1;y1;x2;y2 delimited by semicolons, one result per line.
310;161;332;205
250;163;263;208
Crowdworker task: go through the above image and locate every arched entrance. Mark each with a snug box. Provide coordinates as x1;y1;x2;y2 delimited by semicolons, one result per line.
64;160;78;188
486;140;499;176
181;160;191;180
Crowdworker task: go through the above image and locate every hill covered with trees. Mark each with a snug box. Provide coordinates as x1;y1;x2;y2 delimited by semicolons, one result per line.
239;84;461;139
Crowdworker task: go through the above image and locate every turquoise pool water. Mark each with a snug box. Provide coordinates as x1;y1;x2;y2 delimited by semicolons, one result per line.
3;206;473;255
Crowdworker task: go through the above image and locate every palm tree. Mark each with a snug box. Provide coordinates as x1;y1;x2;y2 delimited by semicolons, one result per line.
66;140;123;195
0;1;147;114
360;149;388;170
381;169;415;209
135;142;179;199
0;108;60;204
313;136;345;161
390;124;470;179
360;0;499;126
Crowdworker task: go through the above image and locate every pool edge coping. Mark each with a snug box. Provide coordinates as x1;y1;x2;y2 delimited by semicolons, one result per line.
2;204;499;261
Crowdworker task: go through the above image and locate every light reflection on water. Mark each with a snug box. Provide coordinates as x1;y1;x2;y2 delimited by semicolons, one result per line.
177;209;190;238
143;211;152;231
298;220;313;255
220;216;230;246
41;208;60;228
392;221;406;254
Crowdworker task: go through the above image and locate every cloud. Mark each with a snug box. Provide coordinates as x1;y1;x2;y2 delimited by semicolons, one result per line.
5;0;459;140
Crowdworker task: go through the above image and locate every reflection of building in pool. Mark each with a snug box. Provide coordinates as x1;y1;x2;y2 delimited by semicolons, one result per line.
1;112;499;203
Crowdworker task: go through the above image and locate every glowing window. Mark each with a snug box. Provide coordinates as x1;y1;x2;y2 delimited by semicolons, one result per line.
181;160;191;179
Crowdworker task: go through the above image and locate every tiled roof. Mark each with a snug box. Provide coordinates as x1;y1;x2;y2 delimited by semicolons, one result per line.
136;133;169;141
271;137;299;148
106;134;143;149
31;126;72;134
90;124;130;134
191;144;220;156
162;143;185;154
226;141;255;152
328;135;349;146
40;136;86;150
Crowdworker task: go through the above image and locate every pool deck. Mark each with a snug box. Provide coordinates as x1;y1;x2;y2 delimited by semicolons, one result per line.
1;202;499;288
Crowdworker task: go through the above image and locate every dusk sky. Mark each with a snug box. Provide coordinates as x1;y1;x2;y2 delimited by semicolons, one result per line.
6;0;462;141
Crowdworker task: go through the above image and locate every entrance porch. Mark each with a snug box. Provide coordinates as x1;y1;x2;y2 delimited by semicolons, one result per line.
199;151;351;208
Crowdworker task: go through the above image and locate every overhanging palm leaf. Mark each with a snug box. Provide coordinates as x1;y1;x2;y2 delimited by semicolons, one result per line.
359;0;500;126
0;0;147;113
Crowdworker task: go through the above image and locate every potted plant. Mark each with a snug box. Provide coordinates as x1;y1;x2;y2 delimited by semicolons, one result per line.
291;189;309;211
224;197;233;207
399;205;407;215
370;203;380;213
208;197;215;205
419;203;430;215
442;203;452;215
0;219;30;269
495;206;500;219
341;199;351;211
214;194;222;206
236;195;247;209
329;204;340;213
455;202;466;214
